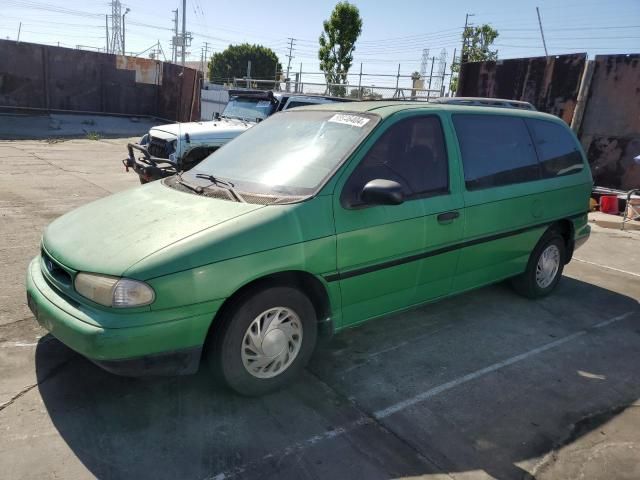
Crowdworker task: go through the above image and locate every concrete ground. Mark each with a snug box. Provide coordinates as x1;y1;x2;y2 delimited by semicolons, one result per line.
0;113;159;140
0;138;639;480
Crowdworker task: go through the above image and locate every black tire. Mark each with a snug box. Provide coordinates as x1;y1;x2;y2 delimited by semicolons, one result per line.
138;177;149;184
511;230;566;299
209;286;317;396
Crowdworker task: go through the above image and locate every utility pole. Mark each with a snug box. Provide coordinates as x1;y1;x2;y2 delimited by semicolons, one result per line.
181;0;187;65
122;8;130;55
105;14;109;53
17;22;21;43
202;41;210;73
172;9;178;63
536;7;549;57
460;13;474;64
285;37;296;91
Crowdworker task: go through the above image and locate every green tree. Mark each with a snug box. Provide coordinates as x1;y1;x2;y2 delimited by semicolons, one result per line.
318;1;363;97
349;87;382;100
450;24;499;95
208;43;281;85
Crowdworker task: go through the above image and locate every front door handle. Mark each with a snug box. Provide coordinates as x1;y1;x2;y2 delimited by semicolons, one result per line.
437;211;460;223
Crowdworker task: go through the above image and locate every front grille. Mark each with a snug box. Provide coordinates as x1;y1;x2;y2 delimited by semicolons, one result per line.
41;249;72;286
147;136;172;159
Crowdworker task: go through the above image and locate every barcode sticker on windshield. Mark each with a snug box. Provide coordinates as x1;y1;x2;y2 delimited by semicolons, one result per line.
328;113;370;127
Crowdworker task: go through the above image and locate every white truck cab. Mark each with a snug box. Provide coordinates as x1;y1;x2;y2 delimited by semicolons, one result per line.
123;90;350;183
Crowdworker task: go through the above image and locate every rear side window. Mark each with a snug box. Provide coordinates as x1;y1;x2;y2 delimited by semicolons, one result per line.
526;119;584;177
453;114;540;190
285;101;311;109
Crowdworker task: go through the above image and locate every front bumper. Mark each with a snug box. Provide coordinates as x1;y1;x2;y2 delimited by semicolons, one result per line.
26;258;217;376
91;346;202;376
123;143;177;182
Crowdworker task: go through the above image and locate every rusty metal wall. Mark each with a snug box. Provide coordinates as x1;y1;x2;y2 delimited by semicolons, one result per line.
457;53;587;124
158;62;202;122
579;54;640;190
0;39;200;122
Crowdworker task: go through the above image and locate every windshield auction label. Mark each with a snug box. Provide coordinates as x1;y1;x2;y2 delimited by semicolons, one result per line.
328;113;370;127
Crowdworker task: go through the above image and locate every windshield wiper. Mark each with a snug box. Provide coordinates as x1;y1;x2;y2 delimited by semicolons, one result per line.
177;173;204;194
195;173;244;202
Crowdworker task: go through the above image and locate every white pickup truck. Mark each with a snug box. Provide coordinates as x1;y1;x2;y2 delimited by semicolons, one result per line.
123;90;350;183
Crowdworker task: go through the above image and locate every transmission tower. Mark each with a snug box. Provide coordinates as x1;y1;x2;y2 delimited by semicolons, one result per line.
109;0;123;54
419;48;430;77
432;48;447;91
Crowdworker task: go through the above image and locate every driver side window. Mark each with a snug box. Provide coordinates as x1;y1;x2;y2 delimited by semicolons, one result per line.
342;115;449;207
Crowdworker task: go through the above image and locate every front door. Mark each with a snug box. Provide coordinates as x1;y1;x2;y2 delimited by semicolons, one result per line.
331;113;465;327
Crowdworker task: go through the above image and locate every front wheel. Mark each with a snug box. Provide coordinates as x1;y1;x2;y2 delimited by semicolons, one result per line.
209;286;317;396
511;231;566;299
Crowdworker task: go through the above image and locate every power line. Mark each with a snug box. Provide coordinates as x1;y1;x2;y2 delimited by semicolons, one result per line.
5;0;101;18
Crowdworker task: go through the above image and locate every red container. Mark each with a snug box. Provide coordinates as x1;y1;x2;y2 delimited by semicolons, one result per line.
600;195;619;214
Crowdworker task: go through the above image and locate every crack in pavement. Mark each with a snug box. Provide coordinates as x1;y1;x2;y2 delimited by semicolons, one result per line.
0;317;34;329
0;359;72;414
8;145;113;194
531;404;640;478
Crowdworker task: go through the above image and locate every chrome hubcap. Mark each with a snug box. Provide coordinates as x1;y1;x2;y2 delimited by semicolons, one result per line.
241;307;303;379
536;244;560;289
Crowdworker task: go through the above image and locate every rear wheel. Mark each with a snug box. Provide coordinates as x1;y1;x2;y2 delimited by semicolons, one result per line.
209;286;317;396
511;231;566;299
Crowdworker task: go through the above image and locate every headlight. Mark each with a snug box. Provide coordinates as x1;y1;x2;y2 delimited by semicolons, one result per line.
139;133;149;145
74;273;155;308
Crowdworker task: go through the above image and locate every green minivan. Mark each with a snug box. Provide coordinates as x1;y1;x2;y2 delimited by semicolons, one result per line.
26;99;592;395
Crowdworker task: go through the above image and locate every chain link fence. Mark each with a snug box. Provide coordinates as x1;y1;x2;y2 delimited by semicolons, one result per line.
208;63;454;101
202;66;455;119
229;78;445;101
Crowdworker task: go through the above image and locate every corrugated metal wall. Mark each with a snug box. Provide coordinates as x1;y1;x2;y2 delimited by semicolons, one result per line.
579;54;640;190
457;54;586;123
0;39;201;122
458;53;640;190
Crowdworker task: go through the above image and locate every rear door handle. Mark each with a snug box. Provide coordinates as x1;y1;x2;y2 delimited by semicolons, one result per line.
437;211;460;223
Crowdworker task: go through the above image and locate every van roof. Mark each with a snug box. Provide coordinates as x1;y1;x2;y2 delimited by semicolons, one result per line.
295;98;562;122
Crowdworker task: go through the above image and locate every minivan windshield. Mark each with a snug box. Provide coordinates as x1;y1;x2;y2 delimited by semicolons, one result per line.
222;96;275;122
190;110;378;196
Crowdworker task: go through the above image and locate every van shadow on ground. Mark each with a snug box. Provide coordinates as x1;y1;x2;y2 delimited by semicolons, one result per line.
36;277;640;479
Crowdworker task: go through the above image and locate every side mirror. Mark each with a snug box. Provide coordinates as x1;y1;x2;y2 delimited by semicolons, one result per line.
214;112;221;121
360;179;404;206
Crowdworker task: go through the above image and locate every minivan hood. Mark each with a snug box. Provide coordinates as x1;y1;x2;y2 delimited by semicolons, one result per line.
43;181;263;277
151;118;252;141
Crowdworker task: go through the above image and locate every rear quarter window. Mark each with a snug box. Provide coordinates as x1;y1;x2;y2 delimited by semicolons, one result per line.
526;118;584;177
452;114;541;190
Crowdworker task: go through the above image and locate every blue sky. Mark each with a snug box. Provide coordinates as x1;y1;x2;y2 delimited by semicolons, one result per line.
3;0;639;88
